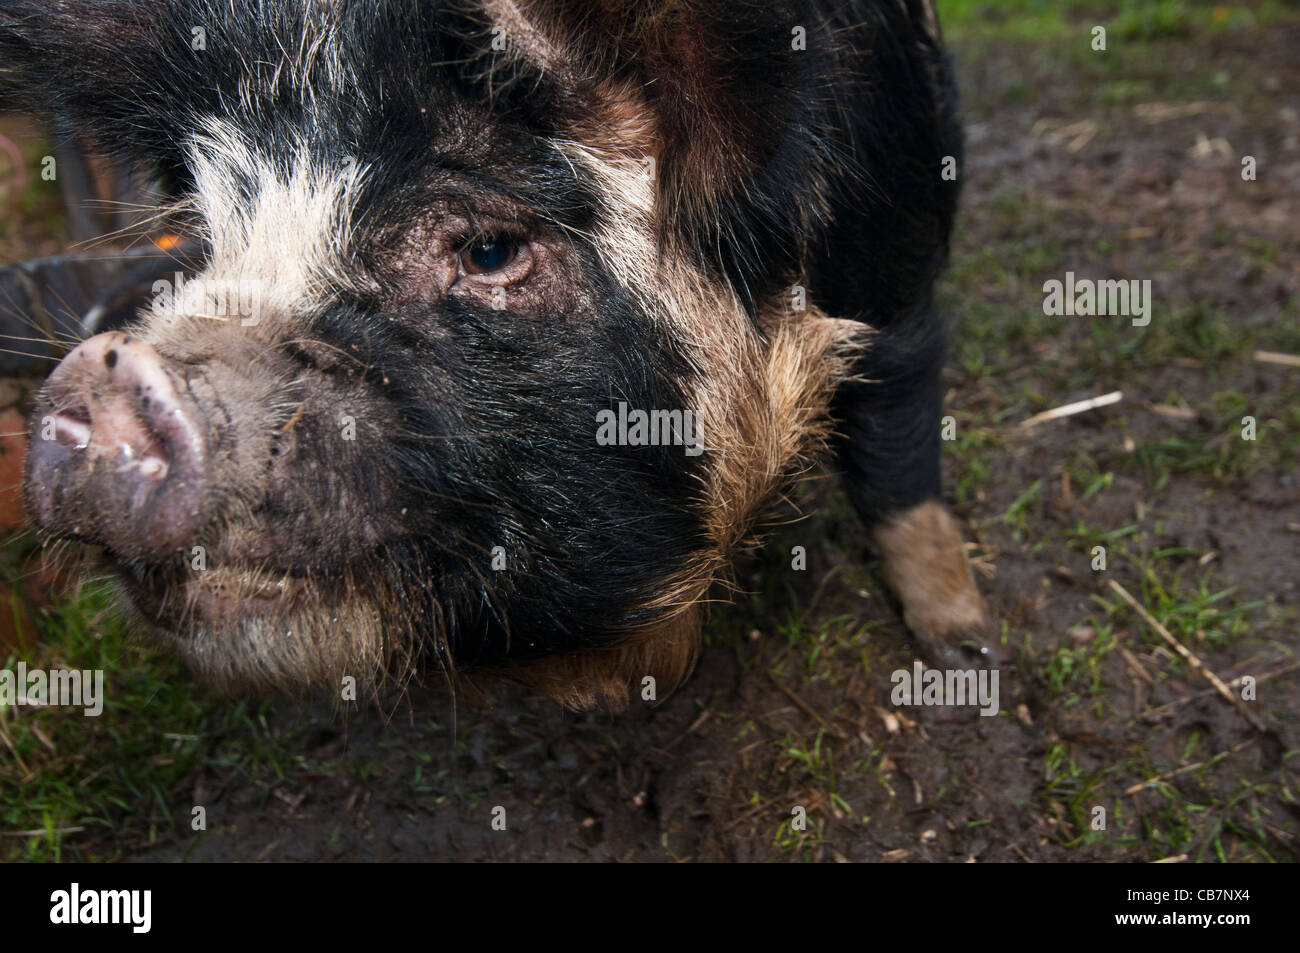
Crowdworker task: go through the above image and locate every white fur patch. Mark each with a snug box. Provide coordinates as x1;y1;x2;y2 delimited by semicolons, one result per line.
183;117;369;320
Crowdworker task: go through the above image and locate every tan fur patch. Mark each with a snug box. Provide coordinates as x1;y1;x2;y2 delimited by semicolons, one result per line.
874;501;987;651
552;86;865;569
131;563;414;702
488;602;704;711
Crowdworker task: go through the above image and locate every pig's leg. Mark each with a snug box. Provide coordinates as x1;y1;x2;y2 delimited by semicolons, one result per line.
831;303;993;664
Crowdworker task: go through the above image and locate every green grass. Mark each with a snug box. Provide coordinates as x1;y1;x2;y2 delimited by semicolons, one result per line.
1102;566;1262;656
940;0;1300;115
770;724;879;860
0;578;297;861
937;0;1296;42
1043;622;1119;708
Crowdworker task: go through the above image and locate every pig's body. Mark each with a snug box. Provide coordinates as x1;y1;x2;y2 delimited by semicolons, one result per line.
3;0;990;707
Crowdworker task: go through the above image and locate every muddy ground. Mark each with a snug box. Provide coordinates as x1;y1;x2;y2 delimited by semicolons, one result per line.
1;3;1296;862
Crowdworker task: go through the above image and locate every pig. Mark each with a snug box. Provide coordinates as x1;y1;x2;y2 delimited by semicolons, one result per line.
1;0;991;708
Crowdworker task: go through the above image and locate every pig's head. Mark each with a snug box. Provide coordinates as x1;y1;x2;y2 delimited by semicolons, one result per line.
4;0;861;707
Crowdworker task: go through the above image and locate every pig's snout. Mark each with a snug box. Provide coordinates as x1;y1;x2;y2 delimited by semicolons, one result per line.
26;332;211;561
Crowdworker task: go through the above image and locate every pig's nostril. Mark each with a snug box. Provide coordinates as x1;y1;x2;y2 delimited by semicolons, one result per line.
137;450;168;480
78;396;172;480
113;426;170;480
52;409;92;449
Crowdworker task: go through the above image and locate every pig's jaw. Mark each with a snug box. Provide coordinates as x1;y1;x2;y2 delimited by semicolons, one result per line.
114;562;404;695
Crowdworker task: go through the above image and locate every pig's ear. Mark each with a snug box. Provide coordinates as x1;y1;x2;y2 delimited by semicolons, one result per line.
498;1;816;190
589;3;811;206
484;0;849;302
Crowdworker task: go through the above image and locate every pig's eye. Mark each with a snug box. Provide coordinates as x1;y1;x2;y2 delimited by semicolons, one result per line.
458;236;519;276
428;226;539;301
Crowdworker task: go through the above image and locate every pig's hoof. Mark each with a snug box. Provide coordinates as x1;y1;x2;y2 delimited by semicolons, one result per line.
873;500;1001;667
900;595;1000;668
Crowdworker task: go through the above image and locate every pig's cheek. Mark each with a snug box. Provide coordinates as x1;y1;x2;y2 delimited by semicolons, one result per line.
388;252;459;304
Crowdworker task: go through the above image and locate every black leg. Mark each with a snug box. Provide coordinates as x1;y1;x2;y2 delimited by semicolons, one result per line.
832;301;946;531
832;304;993;665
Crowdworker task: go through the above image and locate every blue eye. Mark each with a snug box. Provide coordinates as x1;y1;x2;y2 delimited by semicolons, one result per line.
460;236;519;275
